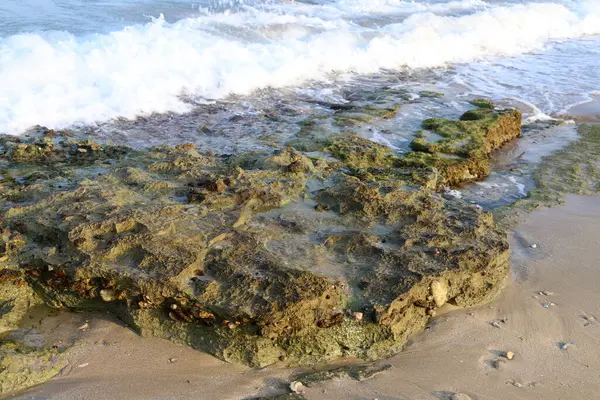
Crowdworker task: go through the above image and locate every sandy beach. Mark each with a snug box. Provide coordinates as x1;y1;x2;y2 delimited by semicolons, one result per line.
9;194;599;400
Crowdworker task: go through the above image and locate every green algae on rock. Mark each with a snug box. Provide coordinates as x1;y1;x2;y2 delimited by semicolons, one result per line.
0;340;67;395
405;105;521;186
0;106;518;371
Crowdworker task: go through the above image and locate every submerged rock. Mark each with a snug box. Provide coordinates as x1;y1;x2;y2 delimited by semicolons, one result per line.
0;106;517;377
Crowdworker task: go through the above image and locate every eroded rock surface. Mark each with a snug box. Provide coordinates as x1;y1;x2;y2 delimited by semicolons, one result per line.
0;104;517;385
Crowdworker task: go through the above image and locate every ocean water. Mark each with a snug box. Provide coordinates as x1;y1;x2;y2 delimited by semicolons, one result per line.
1;0;599;137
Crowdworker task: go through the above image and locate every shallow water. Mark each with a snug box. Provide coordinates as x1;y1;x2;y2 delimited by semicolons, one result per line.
1;0;599;205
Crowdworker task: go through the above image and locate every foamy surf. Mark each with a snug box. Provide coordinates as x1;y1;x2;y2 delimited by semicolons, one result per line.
0;0;599;134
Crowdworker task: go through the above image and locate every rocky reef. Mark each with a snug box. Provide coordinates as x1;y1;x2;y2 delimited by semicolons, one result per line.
0;103;519;391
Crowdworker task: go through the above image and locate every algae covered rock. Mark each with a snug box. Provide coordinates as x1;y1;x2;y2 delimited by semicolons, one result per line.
0;110;516;369
0;341;67;395
406;105;521;185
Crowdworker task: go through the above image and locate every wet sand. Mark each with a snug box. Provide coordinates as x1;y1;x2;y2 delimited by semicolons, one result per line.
11;194;600;400
566;96;600;122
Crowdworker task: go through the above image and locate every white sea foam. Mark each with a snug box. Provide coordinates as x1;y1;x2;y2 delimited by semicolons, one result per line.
1;0;599;134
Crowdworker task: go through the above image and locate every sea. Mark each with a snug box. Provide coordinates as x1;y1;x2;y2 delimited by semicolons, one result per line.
1;0;599;206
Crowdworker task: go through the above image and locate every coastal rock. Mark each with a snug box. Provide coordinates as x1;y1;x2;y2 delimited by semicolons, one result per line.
0;109;514;372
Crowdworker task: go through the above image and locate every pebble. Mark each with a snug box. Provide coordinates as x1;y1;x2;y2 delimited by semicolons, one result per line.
168;358;177;363
290;381;304;394
512;382;523;388
353;312;364;321
531;244;537;249
504;351;515;360
77;363;89;368
78;323;89;330
491;322;501;329
451;393;472;400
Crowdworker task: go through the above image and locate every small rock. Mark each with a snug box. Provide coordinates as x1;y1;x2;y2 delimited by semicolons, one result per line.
513;382;523;388
451;393;472;400
168;358;177;363
531;244;537;249
78;323;89;330
491;321;501;328
541;291;553;296
504;351;515;360
99;289;118;302
290;381;304;394
430;280;448;307
78;363;89;368
353;312;363;321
